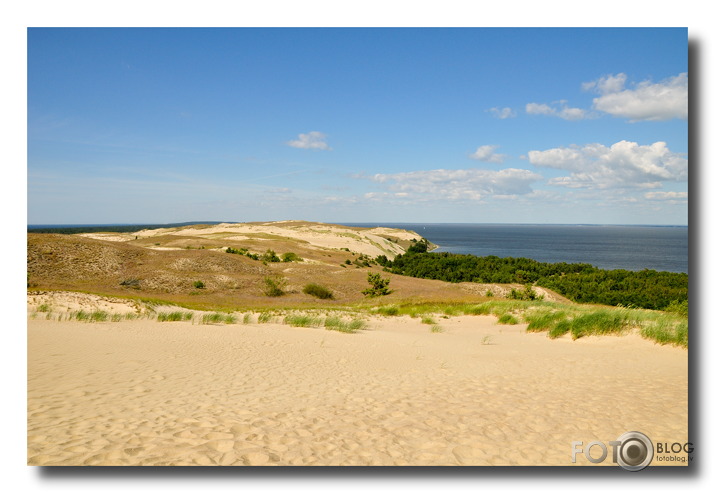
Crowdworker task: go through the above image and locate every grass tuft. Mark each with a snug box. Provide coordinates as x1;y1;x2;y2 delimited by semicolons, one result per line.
72;310;109;322
284;314;322;328
158;311;193;322
201;312;236;324
325;316;366;333
497;313;519;325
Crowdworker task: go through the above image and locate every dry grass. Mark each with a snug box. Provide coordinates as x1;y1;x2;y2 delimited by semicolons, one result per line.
27;229;506;311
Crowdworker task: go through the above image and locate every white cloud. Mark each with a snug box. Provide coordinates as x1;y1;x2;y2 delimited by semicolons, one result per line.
525;103;554;116
370;168;542;201
525;101;588;121
528;140;688;189
469;145;506;163
488;107;516;119
644;191;688;200
586;73;688;121
286;131;332;150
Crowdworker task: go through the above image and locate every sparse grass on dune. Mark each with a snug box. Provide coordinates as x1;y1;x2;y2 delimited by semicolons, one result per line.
157;311;193;322
73;310;109;322
29;293;686;346
283;314;323;328
201;312;237;325
365;300;688;348
497;313;519;325
324;317;366;333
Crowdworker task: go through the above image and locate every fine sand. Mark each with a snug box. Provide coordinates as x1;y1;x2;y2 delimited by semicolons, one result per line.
27;308;688;466
80;221;425;259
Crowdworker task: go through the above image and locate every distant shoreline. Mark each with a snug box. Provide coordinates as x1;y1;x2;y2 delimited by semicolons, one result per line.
27;221;688;235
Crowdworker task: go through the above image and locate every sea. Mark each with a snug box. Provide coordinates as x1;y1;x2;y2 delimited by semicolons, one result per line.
346;224;688;274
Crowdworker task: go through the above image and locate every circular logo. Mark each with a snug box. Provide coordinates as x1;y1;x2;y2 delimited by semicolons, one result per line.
616;431;654;471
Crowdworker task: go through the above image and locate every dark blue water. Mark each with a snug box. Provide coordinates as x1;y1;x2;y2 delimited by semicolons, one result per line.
347;224;688;274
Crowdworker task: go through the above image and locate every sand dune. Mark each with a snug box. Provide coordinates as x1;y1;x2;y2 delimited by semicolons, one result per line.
79;220;429;259
27;311;687;466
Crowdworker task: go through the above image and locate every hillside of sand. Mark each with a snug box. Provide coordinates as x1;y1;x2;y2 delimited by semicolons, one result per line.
27;221;567;309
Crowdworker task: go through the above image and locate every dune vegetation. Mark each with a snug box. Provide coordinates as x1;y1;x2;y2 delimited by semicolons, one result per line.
27;221;687;347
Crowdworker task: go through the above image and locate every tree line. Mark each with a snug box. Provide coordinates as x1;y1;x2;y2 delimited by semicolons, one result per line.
376;243;687;310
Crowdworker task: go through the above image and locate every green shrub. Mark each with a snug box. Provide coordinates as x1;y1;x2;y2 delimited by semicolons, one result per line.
281;252;302;262
263;276;287;297
362;272;392;297
262;249;281;262
664;299;688;317
193;280;205;289
507;284;543;301
303;283;334;299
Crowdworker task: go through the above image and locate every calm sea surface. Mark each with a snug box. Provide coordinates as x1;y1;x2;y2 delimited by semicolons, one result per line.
347;224;688;274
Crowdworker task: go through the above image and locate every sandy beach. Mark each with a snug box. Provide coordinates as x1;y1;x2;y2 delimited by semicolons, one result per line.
27;309;687;466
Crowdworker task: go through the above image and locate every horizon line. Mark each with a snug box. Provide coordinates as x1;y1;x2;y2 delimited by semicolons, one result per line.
27;220;688;228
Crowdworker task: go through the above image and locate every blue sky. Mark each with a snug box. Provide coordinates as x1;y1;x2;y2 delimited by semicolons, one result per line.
27;27;688;225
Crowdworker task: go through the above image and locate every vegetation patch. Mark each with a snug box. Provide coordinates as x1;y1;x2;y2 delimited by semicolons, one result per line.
381;251;687;310
158;311;193;322
263;276;287;297
284;314;322;328
72;310;110;322
362;272;392;297
303;283;334;300
497;313;519;325
281;252;302;262
325;316;366;333
201;312;237;324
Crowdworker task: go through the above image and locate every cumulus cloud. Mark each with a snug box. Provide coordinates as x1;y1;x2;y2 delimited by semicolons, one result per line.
525;101;588;121
488;107;516;119
528;140;688;189
585;73;688;121
286;131;331;150
469;145;506;163
370;168;542;201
